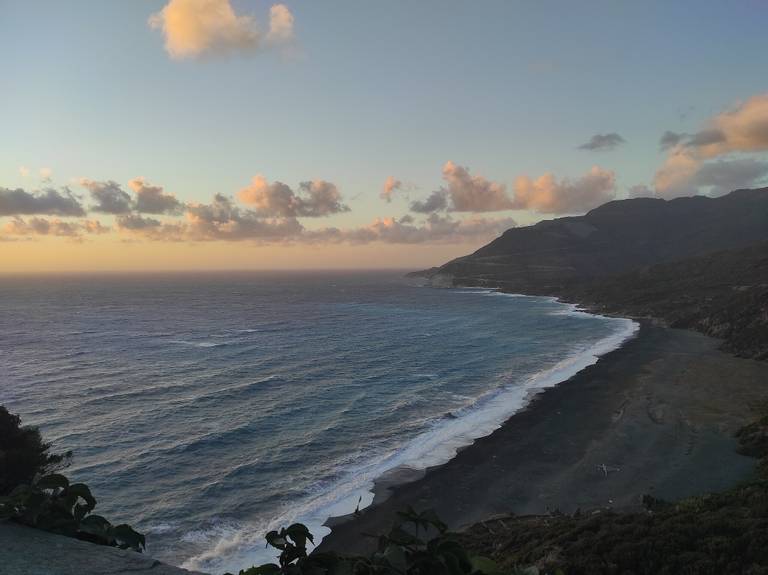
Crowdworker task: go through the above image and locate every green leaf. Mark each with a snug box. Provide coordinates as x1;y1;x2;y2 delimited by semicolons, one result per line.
110;523;146;552
285;523;313;548
265;530;287;550
67;483;97;513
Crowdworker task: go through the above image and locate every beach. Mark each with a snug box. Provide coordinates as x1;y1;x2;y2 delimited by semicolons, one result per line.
318;323;768;555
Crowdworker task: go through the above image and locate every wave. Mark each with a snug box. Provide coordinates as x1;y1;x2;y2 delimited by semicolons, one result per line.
168;340;232;348
181;297;639;574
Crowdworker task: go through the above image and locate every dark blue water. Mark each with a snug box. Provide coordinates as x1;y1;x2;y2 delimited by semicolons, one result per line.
0;271;636;573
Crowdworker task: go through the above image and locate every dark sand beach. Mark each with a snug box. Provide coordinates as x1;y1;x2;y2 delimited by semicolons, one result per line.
319;324;768;555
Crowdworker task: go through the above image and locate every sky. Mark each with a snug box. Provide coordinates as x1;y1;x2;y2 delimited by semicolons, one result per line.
1;0;767;272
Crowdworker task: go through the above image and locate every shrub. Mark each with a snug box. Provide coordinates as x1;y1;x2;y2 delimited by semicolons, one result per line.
0;405;70;495
0;405;145;552
229;506;508;575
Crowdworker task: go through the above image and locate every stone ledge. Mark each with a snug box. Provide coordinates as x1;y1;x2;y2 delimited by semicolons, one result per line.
0;521;208;575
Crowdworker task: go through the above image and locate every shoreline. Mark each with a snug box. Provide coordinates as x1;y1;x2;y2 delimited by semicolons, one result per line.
180;289;638;573
317;322;768;555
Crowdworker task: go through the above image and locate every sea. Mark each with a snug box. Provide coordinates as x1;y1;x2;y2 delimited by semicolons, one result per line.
0;271;637;573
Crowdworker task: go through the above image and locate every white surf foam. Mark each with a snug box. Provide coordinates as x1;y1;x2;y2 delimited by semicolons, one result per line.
181;295;639;574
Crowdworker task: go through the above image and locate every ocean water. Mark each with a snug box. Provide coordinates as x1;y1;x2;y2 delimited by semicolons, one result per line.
0;271;637;573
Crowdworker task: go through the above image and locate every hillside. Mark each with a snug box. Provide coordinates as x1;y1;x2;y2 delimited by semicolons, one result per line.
423;188;768;293
414;188;768;359
566;242;768;360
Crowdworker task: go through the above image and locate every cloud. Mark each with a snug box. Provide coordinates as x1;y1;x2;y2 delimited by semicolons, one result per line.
381;176;402;202
309;214;516;245
266;4;295;45
2;217;109;238
116;194;303;242
655;93;768;197
149;0;295;59
18;166;29;177
0;187;85;217
408;162;616;215
511;166;616;213
111;188;512;246
81;220;111;234
659;131;686;151
128;178;182;214
442;161;511;212
691;159;768;195
116;214;163;231
80;179;134;214
238;175;349;217
186;194;303;240
578;133;626;151
39;167;52;183
410;190;448;213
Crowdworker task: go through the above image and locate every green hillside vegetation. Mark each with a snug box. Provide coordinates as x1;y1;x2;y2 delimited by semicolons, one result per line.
454;413;768;575
566;241;768;360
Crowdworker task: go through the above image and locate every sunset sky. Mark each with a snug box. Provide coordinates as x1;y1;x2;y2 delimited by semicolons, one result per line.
1;0;767;271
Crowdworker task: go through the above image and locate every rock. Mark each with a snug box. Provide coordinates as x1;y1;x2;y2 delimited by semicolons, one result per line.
0;521;207;575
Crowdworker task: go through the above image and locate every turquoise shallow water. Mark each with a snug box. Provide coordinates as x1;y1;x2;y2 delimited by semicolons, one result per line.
0;271;636;573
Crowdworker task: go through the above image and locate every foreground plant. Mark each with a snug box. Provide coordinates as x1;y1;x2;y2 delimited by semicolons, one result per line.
0;472;146;552
0;405;145;552
231;506;505;575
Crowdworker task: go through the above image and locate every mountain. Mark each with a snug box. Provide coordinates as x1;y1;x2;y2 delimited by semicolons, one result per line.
567;241;768;359
422;188;768;293
415;187;768;359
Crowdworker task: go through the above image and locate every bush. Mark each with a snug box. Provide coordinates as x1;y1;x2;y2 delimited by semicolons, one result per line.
230;507;509;575
0;405;70;495
0;405;145;552
0;473;145;552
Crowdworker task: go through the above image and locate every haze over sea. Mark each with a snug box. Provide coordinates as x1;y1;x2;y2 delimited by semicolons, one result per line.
0;271;636;573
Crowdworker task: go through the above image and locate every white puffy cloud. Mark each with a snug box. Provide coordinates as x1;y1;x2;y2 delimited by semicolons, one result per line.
149;0;295;59
266;4;295;45
654;93;768;197
407;162;616;215
238;175;349;217
309;214;516;245
128;178;182;214
511;167;616;213
116;194;303;242
442;161;511;212
381;176;402;202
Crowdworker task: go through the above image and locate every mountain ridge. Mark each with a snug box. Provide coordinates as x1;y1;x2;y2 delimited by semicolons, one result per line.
414;187;768;359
